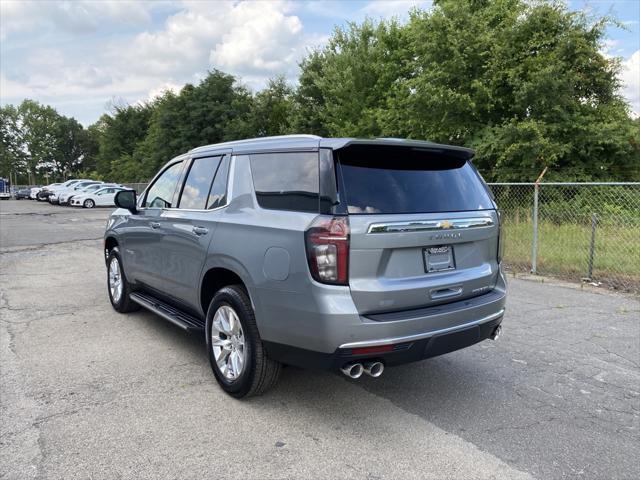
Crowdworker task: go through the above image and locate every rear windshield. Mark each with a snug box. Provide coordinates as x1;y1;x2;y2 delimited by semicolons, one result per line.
337;146;493;214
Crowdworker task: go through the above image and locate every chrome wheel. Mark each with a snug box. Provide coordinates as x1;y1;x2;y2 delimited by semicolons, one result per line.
108;257;123;303
211;305;246;381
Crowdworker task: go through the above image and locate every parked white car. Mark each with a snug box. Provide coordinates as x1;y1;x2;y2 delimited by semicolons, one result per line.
50;180;101;204
59;183;123;205
29;187;42;199
71;186;125;208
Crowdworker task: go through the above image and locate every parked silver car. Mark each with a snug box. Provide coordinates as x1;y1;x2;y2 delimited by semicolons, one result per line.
104;135;506;397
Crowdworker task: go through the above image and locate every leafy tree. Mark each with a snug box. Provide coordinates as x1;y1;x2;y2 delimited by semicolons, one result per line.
18;100;61;180
388;0;639;180
94;104;154;179
249;76;296;137
294;19;407;137
131;70;254;178
0;104;27;181
295;0;639;181
53;115;90;176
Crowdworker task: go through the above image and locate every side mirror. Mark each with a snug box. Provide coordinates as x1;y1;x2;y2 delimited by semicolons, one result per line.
114;190;137;213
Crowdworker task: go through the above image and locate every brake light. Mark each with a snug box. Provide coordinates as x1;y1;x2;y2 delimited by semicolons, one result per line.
305;216;349;285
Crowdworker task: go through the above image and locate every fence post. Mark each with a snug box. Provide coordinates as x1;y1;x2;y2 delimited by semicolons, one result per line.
587;213;597;280
531;184;539;274
530;167;548;274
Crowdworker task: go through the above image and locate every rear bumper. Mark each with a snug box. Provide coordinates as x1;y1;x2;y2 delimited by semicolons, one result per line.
264;311;503;370
258;269;507;370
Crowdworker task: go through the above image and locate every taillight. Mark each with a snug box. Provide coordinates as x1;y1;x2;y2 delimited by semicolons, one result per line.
497;210;504;263
305;216;349;285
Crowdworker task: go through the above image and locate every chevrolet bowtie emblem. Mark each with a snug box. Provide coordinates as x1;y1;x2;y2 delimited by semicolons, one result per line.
440;220;453;229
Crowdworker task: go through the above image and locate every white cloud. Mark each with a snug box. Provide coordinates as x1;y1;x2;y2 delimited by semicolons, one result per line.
145;82;184;103
210;1;305;84
108;0;308;90
0;0;154;39
359;0;432;20
620;50;640;118
1;1;317;124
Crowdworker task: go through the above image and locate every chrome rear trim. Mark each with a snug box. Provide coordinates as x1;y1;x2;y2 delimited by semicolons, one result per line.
339;309;504;349
367;217;494;234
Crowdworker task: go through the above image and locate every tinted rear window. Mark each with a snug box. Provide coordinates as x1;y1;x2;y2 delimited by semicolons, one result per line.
337;146;493;214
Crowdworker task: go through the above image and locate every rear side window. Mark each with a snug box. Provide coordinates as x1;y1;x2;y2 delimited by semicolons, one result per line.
207;155;230;209
250;152;319;212
337;146;493;214
179;156;222;209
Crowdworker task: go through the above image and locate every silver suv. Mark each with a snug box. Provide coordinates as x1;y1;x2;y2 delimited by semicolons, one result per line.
105;135;506;397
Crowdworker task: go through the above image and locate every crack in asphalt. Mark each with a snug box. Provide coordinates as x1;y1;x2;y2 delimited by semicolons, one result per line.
0;237;103;255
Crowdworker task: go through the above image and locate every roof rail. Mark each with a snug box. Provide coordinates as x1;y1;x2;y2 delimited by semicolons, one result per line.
189;134;321;153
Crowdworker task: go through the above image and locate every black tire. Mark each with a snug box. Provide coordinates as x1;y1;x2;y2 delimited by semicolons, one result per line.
206;285;281;398
106;247;139;313
84;199;95;208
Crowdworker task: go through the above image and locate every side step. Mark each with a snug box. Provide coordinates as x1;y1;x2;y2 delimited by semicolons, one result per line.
129;292;205;332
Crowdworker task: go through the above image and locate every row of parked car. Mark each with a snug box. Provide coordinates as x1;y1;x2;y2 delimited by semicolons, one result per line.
15;179;127;208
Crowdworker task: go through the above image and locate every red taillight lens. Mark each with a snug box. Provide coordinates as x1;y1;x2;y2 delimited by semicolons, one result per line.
305;216;349;285
351;345;394;355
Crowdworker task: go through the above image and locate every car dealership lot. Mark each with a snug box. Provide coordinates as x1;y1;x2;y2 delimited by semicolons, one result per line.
1;200;638;480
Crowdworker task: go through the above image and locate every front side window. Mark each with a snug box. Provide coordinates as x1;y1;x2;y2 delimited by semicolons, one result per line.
144;161;184;208
250;152;319;212
179;156;222;209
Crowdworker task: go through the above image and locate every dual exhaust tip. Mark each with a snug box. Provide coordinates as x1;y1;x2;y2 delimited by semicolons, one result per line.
341;361;384;379
342;325;502;379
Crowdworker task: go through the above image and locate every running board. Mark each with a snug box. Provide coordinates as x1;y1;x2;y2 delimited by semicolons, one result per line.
129;292;205;332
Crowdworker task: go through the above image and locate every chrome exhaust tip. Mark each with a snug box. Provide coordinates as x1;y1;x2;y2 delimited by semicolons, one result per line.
341;363;364;379
490;325;502;341
363;361;384;378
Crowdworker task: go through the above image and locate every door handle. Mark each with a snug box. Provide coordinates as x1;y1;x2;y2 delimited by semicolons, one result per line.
150;222;161;229
192;226;209;236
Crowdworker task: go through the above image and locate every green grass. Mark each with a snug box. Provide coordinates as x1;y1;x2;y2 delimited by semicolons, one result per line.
501;219;640;291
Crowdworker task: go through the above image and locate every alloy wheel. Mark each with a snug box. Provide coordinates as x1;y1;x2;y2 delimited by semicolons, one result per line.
108;257;123;303
211;305;246;381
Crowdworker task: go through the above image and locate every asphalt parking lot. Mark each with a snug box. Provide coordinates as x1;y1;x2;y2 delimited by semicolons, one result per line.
1;199;638;479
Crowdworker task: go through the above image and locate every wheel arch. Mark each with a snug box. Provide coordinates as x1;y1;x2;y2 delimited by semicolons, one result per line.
104;236;119;265
200;266;251;317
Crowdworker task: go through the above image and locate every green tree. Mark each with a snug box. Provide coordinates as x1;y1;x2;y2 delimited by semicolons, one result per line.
249;76;296;137
53;115;91;176
18;100;61;181
294;0;639;181
132;70;254;178
0;104;27;182
294;19;407;137
94;103;154;179
388;0;639;180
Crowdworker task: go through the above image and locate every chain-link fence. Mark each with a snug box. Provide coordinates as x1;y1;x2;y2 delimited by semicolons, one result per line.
122;183;148;193
9;180;639;293
488;182;640;294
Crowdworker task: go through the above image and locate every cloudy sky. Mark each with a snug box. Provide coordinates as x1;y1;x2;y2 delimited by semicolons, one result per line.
1;0;638;126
